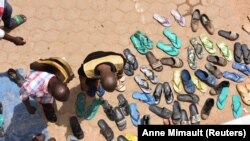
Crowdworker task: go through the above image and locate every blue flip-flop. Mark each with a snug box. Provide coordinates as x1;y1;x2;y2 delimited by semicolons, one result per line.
232;62;250;76
223;71;245;82
130;103;141;126
232;95;243;118
132;91;155;105
217;86;230;110
181;69;196;94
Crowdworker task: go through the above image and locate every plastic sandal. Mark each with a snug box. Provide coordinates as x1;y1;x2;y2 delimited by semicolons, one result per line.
146;51;163;72
140;66;158;84
130;35;147;55
163;28;182;49
187;46;197;70
218;30;239;41
84;98;101;120
132;91;155;105
223;71;245;83
217;41;233;61
157;41;179;56
217;85;230;110
134;75;152;93
190;37;204;59
200;34;216;54
171;9;185;27
125;133;138;141
130;103;141;126
192;75;207;93
153;13;171;27
8;14;27;29
116;80;126;92
232;62;250;76
134;31;154;49
172;70;184;94
232;95;243;118
236;84;250;106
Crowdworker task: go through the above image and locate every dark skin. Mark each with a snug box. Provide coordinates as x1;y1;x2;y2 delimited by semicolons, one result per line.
3;33;26;46
23;77;66;114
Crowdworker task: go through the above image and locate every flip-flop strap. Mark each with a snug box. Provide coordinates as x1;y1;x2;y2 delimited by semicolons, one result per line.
232;101;242;114
136;78;149;89
202;37;213;49
152;61;162;69
219;43;230;58
173;79;181;89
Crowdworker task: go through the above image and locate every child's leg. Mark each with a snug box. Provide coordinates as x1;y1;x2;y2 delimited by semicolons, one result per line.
2;0;13;28
41;103;57;123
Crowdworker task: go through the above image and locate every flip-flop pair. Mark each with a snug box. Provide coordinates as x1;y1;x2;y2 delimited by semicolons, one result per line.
130;31;153;55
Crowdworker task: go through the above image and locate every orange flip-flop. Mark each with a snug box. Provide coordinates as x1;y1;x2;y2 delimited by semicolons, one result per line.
236;84;250;105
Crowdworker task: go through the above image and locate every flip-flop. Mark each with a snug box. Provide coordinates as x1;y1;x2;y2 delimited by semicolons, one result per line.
146;51;163;72
217;41;233;61
236;84;250;106
125;133;138;141
192;75;207;93
130;34;147;55
153;13;171;27
234;42;243;63
134;31;154;49
7;68;25;87
190;37;204;59
84;98;101;120
140;66;158;84
171;9;185;27
134;75;151;94
232;95;243;118
160;57;183;68
163;28;182;49
187;46;197;70
130;103;141;126
123;62;134;76
8;14;27;29
0;102;4;137
232;62;250;76
191;9;200;32
241;44;250;64
207;55;227;66
223;71;245;83
205;63;223;79
116;80;126;92
75;92;86;118
132;92;155;105
217;85;230;110
149;105;172;119
200;34;216;54
157;41;179;56
177;94;200;103
123;48;138;70
218;30;239;41
172;70;184;94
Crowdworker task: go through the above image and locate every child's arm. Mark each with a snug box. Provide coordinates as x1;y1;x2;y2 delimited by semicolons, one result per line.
0;29;26;46
22;97;36;114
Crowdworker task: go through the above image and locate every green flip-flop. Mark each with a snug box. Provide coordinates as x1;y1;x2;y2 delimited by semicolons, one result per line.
187;46;197;70
75;92;86;118
232;95;243;118
217;86;230;110
84;98;101;120
163;28;182;49
130;35;148;55
134;31;154;49
200;34;216;54
217;41;233;61
157;41;179;56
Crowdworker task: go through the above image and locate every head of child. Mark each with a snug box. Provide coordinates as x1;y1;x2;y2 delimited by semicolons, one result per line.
100;70;117;92
48;77;70;102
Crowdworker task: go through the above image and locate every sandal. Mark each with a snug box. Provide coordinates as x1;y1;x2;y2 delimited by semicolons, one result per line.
69;116;84;139
153;13;171;27
160;57;183;68
146;51;163;72
200;34;216;54
116;80;126;92
171;9;185;27
172;70;184;94
190;37;204;59
217;41;233;61
192;75;207;93
218;30;239;41
140;66;158;84
232;95;243;118
134;75;151;93
76;92;86;118
42;104;57;123
130;103;141;126
84;98;101;120
217;84;230;110
187;46;197;70
236;84;250;106
207;55;227;66
163;28;182;49
234;42;243;63
157;41;179;56
7;68;25;87
130;34;147;55
205;63;223;79
123;48;138;70
134;31;154;49
132;91;155;105
7;14;27;29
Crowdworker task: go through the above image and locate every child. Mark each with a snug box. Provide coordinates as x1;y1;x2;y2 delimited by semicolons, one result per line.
0;0;26;45
7;69;70;123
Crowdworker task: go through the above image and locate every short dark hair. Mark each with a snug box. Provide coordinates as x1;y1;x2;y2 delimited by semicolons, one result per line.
51;83;70;101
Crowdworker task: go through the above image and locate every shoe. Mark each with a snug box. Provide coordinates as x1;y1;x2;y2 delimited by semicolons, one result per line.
114;107;126;131
191;9;200;32
117;94;130;116
205;63;223;79
181;69;196;94
201;98;214;120
180;109;191;125
98;119;114;141
195;69;217;87
189;103;200;125
177;94;199;103
69;116;84;139
190;37;204;59
153;83;163;105
117;135;129;141
149;105;172;119
101;100;116;121
163;82;174;104
172;101;181;125
200;14;214;35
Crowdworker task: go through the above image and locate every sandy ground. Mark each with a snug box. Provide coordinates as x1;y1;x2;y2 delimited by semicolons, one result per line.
0;0;250;141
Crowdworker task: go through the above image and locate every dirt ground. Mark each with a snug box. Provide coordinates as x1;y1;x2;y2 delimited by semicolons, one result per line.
0;0;250;141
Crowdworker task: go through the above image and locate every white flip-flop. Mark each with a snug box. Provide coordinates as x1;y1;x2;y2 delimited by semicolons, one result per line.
153;13;171;27
171;9;185;27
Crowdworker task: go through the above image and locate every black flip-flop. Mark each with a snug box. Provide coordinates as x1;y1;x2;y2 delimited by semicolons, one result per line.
177;94;199;103
149;105;172;119
101;100;116;121
201;98;214;120
242;44;250;64
114;107;126;131
218;30;239;41
181;109;191;125
123;63;134;76
69;116;84;139
234;42;243;63
189;103;200;125
117;94;130;116
98;119;114;141
163;82;174;104
117;135;129;141
7;68;25;87
153;83;163;105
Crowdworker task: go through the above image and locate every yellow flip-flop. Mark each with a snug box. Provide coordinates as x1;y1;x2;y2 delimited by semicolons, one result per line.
172;70;184;94
192;75;207;93
125;133;138;141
